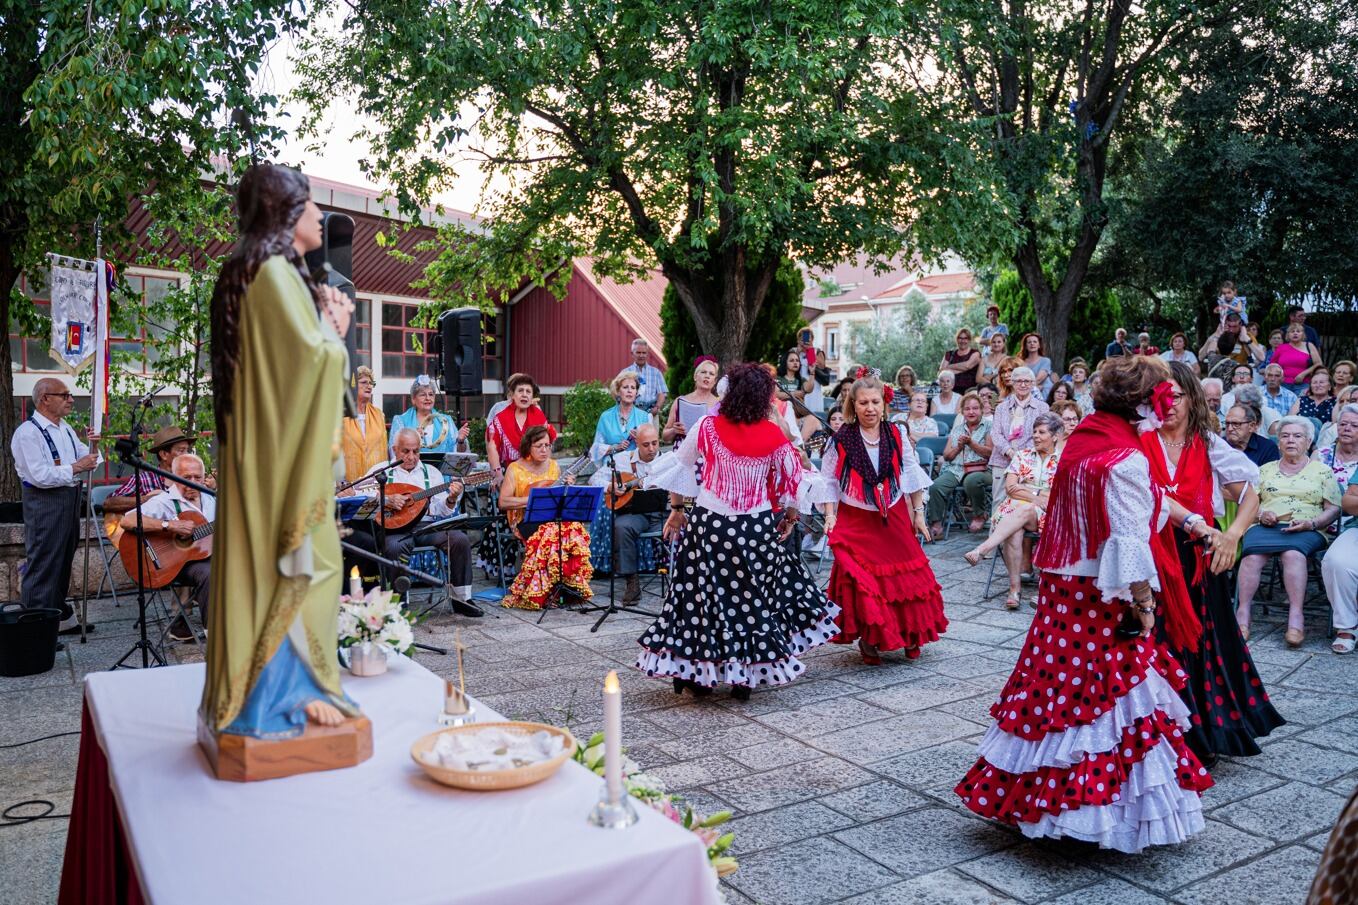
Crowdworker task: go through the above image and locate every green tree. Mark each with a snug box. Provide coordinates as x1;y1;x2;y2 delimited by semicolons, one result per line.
297;0;1009;364
0;0;302;500
848;291;983;382
992;269;1122;365
1094;4;1358;338
929;0;1245;369
661;258;806;398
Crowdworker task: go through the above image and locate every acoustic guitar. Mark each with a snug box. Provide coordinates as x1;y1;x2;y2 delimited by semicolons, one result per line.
116;510;213;589
376;469;495;533
504;455;593;535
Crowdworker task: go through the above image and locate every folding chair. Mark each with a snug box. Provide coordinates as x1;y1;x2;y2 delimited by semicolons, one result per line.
984;529;1040;600
89;484;125;607
933;413;957;436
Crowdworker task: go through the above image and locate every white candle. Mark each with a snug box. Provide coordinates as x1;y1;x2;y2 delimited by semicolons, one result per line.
603;671;623;805
349;566;363;600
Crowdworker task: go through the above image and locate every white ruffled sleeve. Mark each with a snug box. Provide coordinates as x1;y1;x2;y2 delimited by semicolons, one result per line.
646;416;703;498
796;469;838;509
895;424;932;494
1207;432;1259;487
1092;454;1163;601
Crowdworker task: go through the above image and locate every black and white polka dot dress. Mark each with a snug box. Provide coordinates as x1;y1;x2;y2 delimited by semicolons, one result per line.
635;506;841;688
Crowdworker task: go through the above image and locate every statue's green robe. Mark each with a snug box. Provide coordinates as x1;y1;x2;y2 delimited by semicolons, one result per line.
200;255;358;736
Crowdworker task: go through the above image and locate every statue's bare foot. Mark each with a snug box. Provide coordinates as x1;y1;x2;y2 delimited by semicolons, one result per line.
304;700;344;727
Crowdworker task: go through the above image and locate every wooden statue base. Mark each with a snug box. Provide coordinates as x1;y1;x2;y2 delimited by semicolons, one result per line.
197;714;373;782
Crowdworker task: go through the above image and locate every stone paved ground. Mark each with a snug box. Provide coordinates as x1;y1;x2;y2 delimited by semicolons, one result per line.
2;532;1353;905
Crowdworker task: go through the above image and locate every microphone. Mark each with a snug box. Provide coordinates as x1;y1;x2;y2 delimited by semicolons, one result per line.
137;384;166;408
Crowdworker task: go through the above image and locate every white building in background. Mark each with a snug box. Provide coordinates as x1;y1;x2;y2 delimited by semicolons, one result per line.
802;253;980;376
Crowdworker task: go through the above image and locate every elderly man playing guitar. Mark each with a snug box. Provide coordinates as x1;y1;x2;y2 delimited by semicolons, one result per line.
610;423;665;604
342;428;482;618
119;452;214;642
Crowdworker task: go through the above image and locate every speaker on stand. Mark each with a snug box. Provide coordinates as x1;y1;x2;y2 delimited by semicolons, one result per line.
304;212;359;416
432;307;484;429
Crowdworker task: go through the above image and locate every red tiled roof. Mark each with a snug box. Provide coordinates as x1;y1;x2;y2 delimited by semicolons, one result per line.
871;271;977;300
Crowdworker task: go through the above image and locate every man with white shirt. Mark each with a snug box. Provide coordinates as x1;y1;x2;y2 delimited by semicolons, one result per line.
610;424;664;604
11;378;101;648
119;453;214;641
345;428;480;617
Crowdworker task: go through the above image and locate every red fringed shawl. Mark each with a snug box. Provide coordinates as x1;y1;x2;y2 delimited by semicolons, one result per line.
830;421;905;520
488;404;555;463
1138;431;1214;652
1035;412;1201;653
698;415;801;511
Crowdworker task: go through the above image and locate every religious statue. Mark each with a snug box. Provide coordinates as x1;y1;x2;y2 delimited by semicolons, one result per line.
198;164;369;780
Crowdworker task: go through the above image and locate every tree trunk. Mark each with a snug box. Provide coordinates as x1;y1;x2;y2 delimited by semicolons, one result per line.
0;238;23;503
661;257;773;366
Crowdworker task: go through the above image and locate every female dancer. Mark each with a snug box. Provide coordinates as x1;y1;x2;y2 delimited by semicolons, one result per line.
822;371;945;664
1144;362;1283;761
636;363;840;700
956;355;1214;853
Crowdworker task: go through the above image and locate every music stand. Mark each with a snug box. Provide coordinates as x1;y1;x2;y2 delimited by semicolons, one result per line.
521;484;602;622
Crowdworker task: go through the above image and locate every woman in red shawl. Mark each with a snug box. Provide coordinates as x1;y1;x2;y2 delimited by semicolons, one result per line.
1142;362;1282;763
486;373;556;481
635;363;840;701
956;356;1215;853
821;370;946;664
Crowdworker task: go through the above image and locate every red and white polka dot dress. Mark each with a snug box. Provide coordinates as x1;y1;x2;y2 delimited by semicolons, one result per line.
955;445;1213;853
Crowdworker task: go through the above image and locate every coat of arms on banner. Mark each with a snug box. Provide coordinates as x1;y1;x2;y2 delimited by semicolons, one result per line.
49;259;99;372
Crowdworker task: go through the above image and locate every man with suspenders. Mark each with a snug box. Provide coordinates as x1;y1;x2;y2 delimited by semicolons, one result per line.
10;378;101;649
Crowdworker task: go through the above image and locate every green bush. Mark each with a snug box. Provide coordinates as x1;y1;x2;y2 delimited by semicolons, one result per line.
560;380;614;455
465;417;487;456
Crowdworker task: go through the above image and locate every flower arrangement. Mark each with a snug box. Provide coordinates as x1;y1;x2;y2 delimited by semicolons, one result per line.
338;587;416;656
574;731;737;878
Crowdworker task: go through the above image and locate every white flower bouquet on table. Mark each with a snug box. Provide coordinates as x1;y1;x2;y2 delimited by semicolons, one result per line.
338;588;416;674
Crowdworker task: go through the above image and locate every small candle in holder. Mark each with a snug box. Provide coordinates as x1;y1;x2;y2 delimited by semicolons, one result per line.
603;670;623;804
349;566;363;600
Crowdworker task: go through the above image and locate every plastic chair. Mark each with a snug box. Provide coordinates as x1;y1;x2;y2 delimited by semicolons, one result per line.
89;484;124;608
934;413;957;435
915;438;946;476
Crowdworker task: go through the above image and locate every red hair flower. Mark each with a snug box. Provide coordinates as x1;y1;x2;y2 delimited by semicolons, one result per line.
1150;381;1176;421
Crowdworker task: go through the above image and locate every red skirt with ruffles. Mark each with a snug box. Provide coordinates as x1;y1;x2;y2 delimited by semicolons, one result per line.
827;497;947;655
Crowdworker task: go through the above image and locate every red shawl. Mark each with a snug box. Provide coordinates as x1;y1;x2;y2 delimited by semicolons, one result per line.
699;415;801;511
1035;411;1201;652
1138;432;1214;651
489;404;555;462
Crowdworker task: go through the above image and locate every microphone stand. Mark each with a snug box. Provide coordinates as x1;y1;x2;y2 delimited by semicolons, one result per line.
111;398;168;670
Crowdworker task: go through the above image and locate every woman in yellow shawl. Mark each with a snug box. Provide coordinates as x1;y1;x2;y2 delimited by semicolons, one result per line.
202;165;358;739
342;365;387;483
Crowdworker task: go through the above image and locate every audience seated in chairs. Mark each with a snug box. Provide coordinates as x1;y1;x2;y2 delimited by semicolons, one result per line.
1223;402;1280;468
1321;467;1358;654
1235;416;1342;648
118;452;213;642
963;411;1066;611
927;391;992;539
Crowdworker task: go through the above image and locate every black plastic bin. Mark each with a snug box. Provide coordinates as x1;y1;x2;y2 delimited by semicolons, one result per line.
0;603;61;677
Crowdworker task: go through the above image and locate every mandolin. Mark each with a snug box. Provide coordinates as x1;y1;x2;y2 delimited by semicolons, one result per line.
504;455;593;532
117;510;213;589
376;469;495;533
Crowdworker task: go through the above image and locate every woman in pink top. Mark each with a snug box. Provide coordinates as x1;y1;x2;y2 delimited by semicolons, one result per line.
1273;323;1323;391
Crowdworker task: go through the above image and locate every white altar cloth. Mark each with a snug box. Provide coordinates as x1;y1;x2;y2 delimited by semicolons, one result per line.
83;658;719;905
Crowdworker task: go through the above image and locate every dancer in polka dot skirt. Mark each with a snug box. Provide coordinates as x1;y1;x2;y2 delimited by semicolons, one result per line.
1141;363;1283;761
821;369;946;665
956;356;1214;853
635;363;840;701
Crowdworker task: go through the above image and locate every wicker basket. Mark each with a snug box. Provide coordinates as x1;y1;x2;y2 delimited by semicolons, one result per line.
410;721;577;791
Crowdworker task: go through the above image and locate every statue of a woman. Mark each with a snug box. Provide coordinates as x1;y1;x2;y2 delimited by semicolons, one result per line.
200;164;359;747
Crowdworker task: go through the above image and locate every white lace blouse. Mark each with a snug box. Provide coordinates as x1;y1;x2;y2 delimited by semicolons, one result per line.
1048;452;1168;602
818;424;932;512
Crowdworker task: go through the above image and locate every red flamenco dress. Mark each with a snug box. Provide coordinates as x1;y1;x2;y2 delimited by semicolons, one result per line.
955;411;1213;853
821;421;946;657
